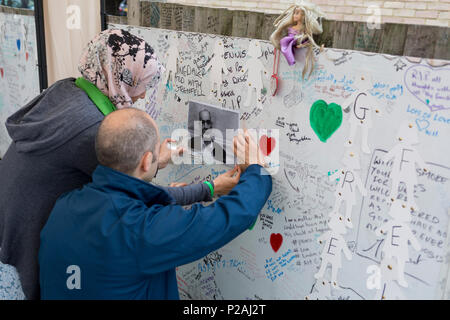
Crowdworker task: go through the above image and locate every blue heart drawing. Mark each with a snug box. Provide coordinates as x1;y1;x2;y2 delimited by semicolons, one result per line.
16;39;21;51
415;118;430;131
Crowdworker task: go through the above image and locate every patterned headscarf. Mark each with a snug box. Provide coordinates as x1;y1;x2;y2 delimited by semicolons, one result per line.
78;29;164;109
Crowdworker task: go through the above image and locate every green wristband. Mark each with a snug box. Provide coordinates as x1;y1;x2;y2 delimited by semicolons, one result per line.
203;181;214;198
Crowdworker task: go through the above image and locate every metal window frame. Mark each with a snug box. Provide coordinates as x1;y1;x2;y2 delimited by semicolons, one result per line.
34;0;47;91
100;0;106;31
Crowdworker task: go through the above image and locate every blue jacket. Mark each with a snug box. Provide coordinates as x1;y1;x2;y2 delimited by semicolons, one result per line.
39;164;272;300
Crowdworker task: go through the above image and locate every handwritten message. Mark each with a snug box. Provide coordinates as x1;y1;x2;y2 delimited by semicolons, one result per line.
405;65;450;112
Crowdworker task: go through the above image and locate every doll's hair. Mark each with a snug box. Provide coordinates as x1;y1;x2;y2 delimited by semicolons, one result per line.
270;1;325;50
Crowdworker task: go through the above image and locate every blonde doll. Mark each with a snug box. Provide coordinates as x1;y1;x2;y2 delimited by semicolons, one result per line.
270;0;325;79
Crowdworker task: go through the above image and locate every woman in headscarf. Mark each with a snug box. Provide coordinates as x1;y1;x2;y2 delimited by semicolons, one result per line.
0;29;164;300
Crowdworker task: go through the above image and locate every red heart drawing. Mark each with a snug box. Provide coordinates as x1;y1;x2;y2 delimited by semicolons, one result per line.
26;52;29;61
0;68;3;78
270;233;283;253
260;135;276;156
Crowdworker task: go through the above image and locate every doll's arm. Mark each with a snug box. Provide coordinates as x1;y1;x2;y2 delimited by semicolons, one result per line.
308;34;321;49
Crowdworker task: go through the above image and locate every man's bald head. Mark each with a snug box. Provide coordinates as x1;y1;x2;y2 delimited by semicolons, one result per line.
95;108;159;175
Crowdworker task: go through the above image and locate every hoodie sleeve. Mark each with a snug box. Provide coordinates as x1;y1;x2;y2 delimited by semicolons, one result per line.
64;123;101;176
136;164;272;275
161;182;213;206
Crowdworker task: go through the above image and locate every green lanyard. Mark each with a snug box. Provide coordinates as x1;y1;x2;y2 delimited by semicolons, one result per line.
75;77;117;116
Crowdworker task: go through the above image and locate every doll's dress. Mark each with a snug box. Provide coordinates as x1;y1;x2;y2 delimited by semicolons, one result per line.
280;27;309;66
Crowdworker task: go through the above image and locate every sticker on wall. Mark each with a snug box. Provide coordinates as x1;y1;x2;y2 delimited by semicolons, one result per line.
243;40;269;110
0;67;3;79
383;121;427;210
342;73;380;154
315;211;352;286
310;100;343;143
367;257;406;300
270;233;283;253
329;150;367;227
205;39;229;100
378;200;421;288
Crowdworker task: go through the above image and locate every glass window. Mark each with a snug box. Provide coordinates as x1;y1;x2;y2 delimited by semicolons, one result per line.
105;0;127;16
0;0;34;10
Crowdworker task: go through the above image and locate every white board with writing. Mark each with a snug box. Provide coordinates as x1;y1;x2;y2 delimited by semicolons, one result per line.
109;24;450;300
0;12;40;157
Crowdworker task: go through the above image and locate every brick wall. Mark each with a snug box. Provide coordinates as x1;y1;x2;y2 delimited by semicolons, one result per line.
166;0;450;27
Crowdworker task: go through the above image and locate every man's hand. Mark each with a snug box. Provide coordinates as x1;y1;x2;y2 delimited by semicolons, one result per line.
213;166;241;196
159;138;184;170
233;130;266;171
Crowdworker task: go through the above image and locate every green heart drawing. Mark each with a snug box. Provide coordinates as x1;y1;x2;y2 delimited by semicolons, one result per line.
310;100;343;143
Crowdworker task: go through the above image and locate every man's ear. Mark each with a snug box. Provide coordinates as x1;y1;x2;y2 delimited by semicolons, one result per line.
140;151;154;172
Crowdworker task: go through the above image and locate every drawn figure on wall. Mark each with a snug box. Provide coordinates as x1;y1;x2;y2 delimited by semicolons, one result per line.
205;39;229;99
270;0;325;79
315;211;352;286
378;200;421;288
243;40;269;110
329;151;367;228
162;34;179;91
305;278;333;300
367;257;406;300
342;73;380;154
383;121;427;210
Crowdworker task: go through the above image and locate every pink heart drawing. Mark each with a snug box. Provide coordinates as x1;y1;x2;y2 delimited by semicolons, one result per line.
404;65;450;112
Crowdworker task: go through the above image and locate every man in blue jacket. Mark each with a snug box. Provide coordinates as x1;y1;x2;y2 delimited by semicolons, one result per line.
39;108;272;300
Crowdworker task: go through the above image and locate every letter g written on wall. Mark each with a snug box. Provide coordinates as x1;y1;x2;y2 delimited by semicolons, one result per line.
66;5;81;30
66;265;81;290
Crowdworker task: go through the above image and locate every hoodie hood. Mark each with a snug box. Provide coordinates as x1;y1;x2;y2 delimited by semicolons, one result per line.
6;78;104;155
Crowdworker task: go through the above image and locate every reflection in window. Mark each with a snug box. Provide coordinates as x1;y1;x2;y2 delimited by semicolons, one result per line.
105;0;128;16
0;0;34;10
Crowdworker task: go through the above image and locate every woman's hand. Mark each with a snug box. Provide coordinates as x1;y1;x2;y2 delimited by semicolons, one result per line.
213;166;242;196
158;138;184;170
